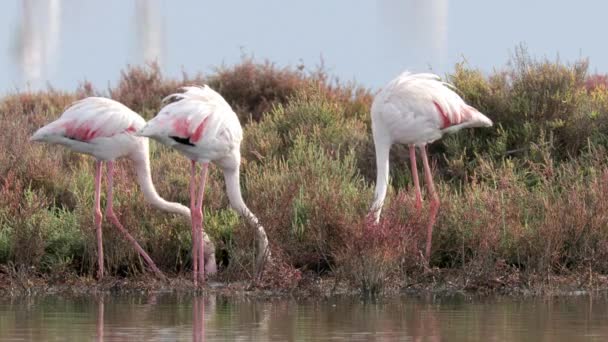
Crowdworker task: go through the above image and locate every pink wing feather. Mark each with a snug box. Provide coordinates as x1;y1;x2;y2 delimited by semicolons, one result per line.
140;85;232;145
31;97;144;142
376;72;491;131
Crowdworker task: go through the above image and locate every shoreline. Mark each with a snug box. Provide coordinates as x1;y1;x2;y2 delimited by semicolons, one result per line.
2;269;608;299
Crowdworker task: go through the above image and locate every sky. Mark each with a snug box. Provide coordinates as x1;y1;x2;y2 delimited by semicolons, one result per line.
0;0;606;93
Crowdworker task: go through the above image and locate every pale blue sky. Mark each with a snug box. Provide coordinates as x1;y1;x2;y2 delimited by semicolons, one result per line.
1;0;606;93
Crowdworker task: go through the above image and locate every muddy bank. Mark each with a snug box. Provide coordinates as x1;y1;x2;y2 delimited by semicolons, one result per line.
2;268;608;299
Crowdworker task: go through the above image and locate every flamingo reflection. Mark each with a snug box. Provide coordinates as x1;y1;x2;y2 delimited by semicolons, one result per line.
135;0;165;65
96;297;104;342
377;0;448;71
13;0;61;89
193;296;205;342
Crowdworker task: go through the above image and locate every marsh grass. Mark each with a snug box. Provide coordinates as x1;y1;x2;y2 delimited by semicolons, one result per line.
4;49;608;294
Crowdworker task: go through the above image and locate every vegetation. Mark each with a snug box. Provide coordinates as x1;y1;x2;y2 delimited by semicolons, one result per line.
3;48;608;295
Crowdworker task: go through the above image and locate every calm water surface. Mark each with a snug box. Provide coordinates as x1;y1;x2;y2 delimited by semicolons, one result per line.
0;293;607;341
1;0;607;93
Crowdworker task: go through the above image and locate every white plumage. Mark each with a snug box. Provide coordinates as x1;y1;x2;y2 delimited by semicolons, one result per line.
140;86;240;164
371;72;492;147
370;72;493;259
31;97;145;160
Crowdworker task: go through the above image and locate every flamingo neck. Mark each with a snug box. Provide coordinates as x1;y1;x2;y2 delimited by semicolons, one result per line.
131;139;190;217
223;166;259;226
370;139;390;223
223;163;270;262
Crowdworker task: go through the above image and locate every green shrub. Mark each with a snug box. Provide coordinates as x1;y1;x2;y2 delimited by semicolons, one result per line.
4;51;608;293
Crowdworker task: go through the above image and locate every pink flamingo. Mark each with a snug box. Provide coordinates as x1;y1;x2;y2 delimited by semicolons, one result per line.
30;97;216;279
138;85;271;285
370;72;493;259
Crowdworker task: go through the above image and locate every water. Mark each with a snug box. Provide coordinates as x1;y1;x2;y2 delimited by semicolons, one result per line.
1;0;607;93
1;294;608;341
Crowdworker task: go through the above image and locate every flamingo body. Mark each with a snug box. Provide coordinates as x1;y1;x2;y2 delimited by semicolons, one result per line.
31;97;145;160
140;86;240;164
139;85;270;285
371;72;492;147
370;72;493;259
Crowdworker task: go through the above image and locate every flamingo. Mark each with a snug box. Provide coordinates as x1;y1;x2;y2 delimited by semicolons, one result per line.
369;72;493;259
137;85;271;285
30;97;216;279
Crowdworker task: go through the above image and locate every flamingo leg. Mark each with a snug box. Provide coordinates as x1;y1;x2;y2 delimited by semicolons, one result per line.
195;163;209;284
190;161;199;286
105;161;164;278
94;161;104;279
409;145;422;210
419;146;440;260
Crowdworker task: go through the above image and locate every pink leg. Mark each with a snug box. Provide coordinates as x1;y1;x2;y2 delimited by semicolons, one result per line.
420;146;440;260
190;161;200;286
409;145;422;211
105;161;164;278
195;163;209;284
94;161;104;279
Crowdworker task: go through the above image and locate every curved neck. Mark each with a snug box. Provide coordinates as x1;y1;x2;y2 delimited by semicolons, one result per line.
222;163;270;263
131;139;190;217
370;139;390;223
222;166;259;226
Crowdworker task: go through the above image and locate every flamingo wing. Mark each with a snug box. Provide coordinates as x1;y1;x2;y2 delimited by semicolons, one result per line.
373;72;491;136
140;86;232;146
31;97;144;142
164;85;231;109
